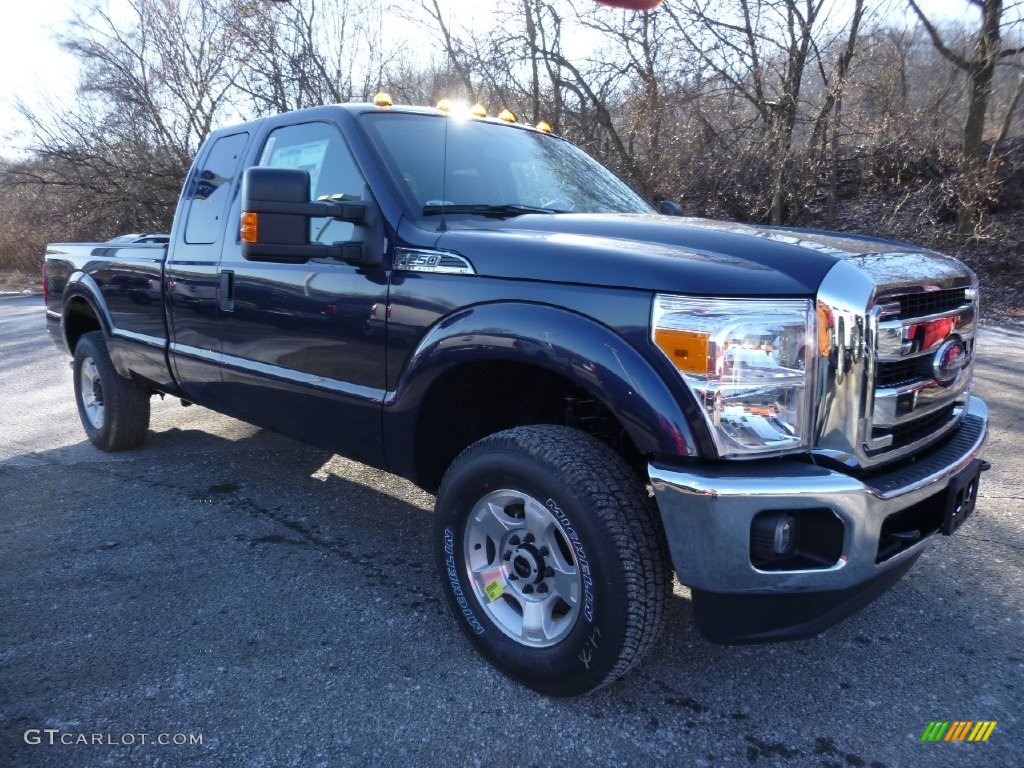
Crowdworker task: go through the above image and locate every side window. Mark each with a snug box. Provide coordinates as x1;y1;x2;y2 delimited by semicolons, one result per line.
184;132;249;245
259;122;365;244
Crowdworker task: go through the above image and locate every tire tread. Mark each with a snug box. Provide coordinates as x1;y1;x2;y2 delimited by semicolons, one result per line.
74;331;151;451
440;424;670;693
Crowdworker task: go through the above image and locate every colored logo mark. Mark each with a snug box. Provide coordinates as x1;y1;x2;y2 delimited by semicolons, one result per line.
921;721;997;742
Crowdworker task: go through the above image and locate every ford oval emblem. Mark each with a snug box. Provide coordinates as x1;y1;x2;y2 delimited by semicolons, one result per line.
933;338;967;384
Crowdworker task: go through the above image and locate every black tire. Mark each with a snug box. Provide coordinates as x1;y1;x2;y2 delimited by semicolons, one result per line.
72;331;151;451
434;425;670;696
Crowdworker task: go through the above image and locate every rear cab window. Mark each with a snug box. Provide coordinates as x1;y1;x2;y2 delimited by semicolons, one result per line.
183;132;249;245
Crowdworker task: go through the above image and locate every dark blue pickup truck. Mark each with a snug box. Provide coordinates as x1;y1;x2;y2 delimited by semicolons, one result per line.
44;99;989;695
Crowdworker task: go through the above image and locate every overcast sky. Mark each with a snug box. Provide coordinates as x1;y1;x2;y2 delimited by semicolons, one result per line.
0;0;984;157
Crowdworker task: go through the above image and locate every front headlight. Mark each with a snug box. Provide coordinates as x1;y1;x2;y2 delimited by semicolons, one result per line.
651;295;814;457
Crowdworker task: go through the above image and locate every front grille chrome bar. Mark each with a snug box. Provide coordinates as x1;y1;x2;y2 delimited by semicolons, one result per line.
813;253;978;470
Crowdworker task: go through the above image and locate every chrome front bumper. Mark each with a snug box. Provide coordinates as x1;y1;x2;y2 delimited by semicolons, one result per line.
650;396;989;597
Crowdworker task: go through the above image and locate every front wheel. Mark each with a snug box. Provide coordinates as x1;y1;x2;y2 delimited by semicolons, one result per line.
434;425;670;696
73;331;151;451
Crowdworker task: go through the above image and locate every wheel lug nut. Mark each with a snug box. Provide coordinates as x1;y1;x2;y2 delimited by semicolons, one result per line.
523;533;535;544
503;550;512;561
538;546;549;557
523;584;534;594
509;535;521;546
537;583;549;594
545;566;554;577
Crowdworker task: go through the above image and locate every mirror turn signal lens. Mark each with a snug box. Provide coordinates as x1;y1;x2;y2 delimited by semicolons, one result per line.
240;211;258;243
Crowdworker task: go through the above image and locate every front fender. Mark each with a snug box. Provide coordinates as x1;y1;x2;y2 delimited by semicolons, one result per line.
383;301;699;481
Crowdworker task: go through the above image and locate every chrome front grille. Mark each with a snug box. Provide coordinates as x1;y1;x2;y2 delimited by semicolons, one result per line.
890;287;967;319
874;358;922;388
876;403;957;451
813;253;979;470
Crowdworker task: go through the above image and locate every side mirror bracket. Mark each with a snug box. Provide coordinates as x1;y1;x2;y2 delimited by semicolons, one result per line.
240;167;383;266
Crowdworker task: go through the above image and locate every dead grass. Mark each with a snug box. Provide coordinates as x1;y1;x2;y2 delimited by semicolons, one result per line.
0;270;37;293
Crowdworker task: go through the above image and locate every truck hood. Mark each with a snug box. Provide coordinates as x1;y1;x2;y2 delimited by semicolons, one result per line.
434;214;932;296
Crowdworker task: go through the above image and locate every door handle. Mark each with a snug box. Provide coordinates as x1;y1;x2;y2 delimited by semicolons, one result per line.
218;270;234;312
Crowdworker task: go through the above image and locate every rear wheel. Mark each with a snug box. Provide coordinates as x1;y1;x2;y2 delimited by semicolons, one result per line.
73;331;151;451
434;425;669;696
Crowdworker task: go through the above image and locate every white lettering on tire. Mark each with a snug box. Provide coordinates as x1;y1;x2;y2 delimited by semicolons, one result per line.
444;527;485;635
545;498;595;623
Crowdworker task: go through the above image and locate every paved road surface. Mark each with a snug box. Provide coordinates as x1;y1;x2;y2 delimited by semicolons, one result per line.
1;295;1021;767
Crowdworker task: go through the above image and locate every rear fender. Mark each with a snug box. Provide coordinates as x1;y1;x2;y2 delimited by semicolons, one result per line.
61;273;129;374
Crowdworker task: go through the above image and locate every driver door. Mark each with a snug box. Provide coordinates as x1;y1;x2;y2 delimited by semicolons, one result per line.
215;120;389;466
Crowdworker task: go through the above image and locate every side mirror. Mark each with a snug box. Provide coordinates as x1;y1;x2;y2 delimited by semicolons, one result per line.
659;200;684;217
240;166;382;266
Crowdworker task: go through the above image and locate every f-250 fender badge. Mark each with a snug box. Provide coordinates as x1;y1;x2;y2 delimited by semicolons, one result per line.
395;248;475;275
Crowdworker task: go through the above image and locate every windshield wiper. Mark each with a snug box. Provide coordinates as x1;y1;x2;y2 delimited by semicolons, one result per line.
421;203;564;218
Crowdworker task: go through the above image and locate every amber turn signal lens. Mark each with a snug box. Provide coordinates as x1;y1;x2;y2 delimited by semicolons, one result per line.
816;302;832;358
240;211;258;243
653;328;711;375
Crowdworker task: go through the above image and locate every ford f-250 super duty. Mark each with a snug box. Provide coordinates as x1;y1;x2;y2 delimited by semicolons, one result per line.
44;97;989;696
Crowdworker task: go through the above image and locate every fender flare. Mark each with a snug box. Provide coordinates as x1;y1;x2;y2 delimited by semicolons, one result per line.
60;272;143;380
383;302;700;482
62;272;114;342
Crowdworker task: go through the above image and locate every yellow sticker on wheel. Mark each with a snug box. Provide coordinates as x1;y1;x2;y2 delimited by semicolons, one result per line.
484;580;505;602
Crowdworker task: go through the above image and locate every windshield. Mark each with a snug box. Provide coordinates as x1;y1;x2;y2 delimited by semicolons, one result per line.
360;112;653;219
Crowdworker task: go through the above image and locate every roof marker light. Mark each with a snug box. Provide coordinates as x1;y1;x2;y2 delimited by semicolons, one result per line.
498;109;517;123
536;121;552;133
373;92;393;108
436;98;453;112
470;103;487;118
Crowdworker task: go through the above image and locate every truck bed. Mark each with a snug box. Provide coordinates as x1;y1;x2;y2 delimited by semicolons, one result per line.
45;241;173;392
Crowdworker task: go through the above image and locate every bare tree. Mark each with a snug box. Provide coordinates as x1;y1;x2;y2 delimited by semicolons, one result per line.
666;0;845;223
61;0;246;160
232;0;403;114
810;0;867;223
6;0;247;238
908;0;1024;231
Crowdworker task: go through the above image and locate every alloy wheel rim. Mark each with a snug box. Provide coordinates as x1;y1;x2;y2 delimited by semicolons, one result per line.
80;357;105;429
463;489;583;648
